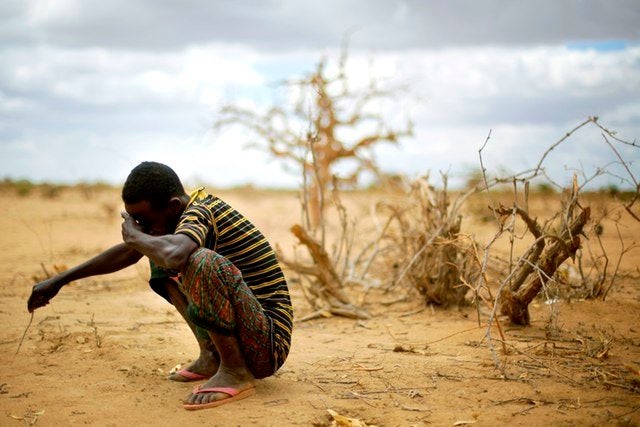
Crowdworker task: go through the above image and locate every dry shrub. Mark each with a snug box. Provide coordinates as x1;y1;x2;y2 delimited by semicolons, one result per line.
477;116;639;327
381;175;480;307
40;183;63;199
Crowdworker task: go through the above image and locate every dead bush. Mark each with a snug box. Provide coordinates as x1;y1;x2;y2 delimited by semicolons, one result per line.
381;175;481;307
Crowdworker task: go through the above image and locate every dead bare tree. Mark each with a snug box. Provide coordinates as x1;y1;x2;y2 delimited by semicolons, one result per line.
214;47;412;228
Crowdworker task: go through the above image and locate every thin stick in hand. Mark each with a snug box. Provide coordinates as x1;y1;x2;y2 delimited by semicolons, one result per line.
15;312;34;355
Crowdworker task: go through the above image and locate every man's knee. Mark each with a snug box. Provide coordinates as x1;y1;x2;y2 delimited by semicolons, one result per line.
183;248;242;290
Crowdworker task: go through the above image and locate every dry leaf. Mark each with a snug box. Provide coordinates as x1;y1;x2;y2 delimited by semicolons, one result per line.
327;409;375;427
10;409;45;426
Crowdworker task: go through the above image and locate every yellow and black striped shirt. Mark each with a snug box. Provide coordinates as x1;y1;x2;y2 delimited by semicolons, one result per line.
175;188;293;363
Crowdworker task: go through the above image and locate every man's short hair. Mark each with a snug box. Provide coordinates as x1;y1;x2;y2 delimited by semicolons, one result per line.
122;161;186;210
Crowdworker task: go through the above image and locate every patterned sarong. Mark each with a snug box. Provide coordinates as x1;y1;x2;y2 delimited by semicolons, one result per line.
179;247;275;379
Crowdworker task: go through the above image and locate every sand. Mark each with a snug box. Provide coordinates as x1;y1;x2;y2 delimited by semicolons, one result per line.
1;186;638;426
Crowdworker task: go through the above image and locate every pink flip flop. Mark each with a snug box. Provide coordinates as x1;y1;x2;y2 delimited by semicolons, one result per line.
169;369;209;382
183;386;256;410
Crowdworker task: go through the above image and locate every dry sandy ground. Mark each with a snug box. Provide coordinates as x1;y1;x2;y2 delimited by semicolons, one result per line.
0;187;638;426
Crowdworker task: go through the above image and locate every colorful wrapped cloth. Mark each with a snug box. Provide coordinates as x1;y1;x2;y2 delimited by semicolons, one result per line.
180;247;276;379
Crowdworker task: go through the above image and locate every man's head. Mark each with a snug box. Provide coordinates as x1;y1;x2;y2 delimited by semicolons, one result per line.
122;162;188;235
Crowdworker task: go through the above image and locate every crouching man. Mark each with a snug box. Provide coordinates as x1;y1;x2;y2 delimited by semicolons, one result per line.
27;161;293;410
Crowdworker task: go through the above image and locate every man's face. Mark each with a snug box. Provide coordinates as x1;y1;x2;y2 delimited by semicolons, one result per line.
124;200;180;236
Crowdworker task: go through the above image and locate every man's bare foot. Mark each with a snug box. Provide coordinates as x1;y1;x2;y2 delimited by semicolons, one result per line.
168;350;219;382
184;365;255;406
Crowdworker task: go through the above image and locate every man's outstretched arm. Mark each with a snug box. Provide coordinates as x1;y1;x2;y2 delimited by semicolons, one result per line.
27;243;143;312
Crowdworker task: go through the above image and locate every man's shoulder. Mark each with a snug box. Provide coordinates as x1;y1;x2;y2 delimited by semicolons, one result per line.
185;193;219;212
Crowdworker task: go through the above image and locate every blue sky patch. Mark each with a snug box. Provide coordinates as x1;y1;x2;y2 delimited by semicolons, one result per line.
566;39;635;51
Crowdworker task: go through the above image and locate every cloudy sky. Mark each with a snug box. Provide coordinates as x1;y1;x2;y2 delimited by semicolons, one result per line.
1;0;639;189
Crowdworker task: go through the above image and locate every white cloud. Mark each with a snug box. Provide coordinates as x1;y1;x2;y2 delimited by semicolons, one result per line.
4;0;639;51
0;90;35;113
0;2;638;189
26;0;80;27
337;46;640;188
1;44;265;110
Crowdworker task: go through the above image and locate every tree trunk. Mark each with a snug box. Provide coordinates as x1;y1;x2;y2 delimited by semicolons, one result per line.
500;207;590;325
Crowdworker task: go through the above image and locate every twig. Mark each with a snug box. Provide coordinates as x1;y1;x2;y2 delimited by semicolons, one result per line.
498;339;582;385
398;307;425;317
426;326;483;345
309;134;326;244
15;312;34;356
593;118;639;147
601;133;640;222
534;117;594;176
478;129;493;194
358;215;394;280
393;223;445;286
296;309;332;323
356;386;436;395
616;406;640;419
600;222;632;300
